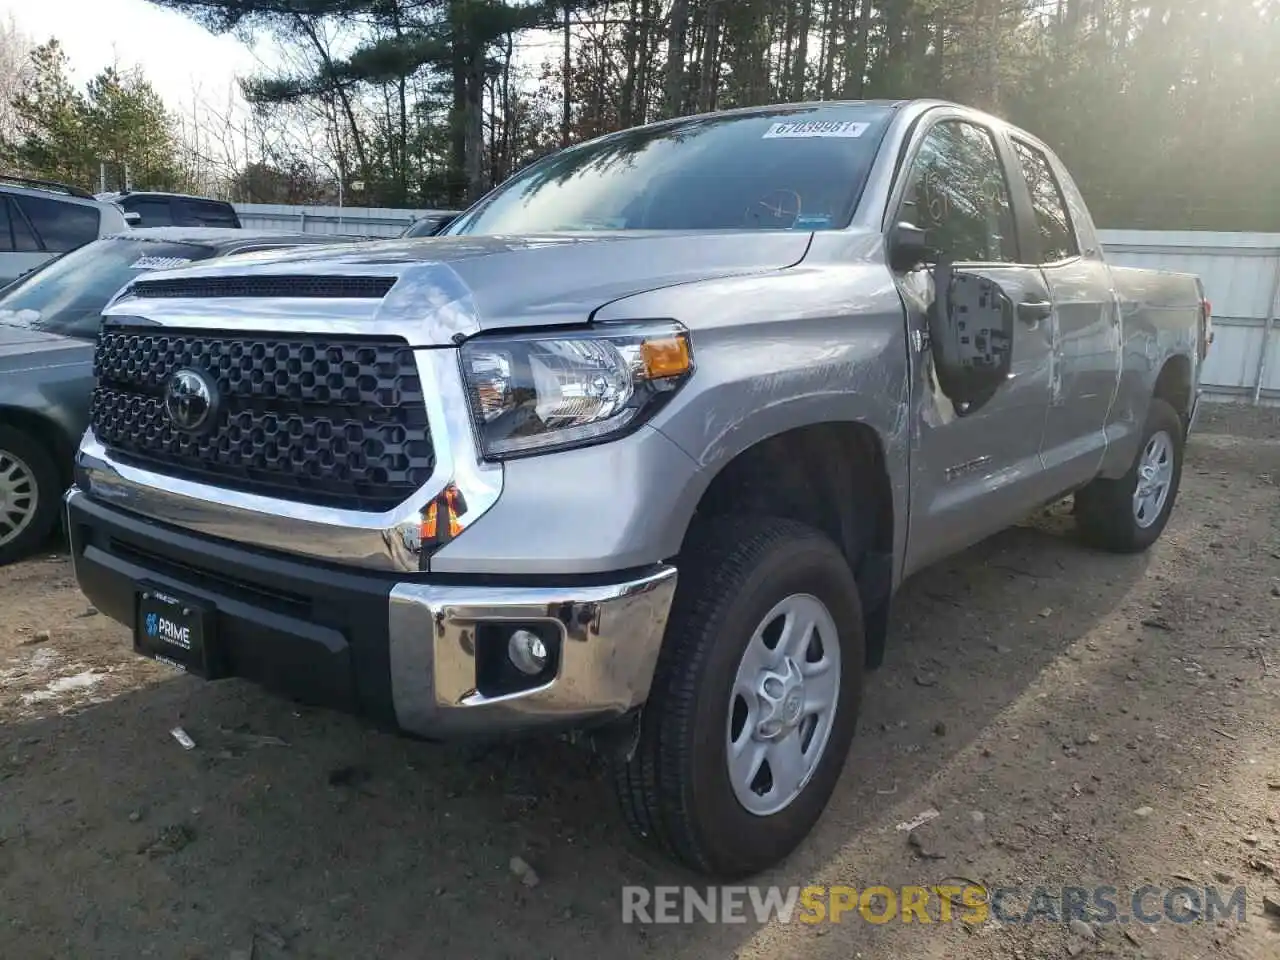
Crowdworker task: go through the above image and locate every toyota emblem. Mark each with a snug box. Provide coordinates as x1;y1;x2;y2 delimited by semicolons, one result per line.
164;369;218;433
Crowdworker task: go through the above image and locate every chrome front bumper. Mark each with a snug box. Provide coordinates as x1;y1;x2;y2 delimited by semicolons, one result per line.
66;486;677;739
387;567;678;736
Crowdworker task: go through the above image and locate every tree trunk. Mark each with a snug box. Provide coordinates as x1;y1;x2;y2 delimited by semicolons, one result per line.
665;0;689;117
450;13;468;205
621;0;641;126
465;44;484;200
818;0;839;98
843;0;872;97
791;0;813;100
636;0;653;123
296;13;369;185
697;0;722;112
562;1;572;146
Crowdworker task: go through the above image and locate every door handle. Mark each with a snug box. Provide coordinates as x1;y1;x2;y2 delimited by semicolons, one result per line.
1018;298;1053;323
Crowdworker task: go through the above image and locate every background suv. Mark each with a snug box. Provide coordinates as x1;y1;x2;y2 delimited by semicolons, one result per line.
0;176;131;286
96;190;241;228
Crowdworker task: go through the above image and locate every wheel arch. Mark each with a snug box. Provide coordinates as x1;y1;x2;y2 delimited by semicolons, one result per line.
1153;352;1193;434
676;419;898;668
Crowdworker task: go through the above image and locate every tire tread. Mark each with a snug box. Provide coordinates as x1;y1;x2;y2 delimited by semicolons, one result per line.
614;516;858;876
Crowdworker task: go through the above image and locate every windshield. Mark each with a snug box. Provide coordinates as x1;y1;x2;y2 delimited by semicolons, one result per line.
446;105;895;236
0;238;216;339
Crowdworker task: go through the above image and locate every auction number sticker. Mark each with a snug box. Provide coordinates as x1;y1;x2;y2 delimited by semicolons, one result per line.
762;120;869;139
129;256;194;270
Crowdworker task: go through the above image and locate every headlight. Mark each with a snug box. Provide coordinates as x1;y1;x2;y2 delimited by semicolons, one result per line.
459;321;694;458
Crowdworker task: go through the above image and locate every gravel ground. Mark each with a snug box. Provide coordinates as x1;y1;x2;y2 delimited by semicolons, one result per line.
1;401;1278;960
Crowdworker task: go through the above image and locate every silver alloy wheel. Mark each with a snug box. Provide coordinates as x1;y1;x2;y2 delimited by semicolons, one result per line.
726;593;841;817
1132;430;1174;528
0;449;38;548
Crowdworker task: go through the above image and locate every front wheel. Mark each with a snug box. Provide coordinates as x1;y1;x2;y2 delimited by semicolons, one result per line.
0;427;62;567
613;517;864;879
1075;398;1185;553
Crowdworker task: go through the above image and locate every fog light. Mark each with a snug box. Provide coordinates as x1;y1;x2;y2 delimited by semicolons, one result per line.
508;629;548;676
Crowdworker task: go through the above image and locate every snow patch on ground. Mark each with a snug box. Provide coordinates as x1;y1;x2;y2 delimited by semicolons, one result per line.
20;670;107;705
3;646;110;709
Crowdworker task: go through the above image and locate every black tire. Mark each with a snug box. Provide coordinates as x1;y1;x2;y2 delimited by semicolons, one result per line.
0;427;62;567
1075;398;1185;553
613;516;865;879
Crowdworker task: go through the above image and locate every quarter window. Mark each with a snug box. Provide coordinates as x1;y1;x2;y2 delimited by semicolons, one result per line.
178;200;238;227
1011;140;1079;263
899;120;1018;264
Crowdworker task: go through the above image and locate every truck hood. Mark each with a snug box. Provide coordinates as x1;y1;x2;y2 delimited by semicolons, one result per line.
107;231;814;344
0;324;94;369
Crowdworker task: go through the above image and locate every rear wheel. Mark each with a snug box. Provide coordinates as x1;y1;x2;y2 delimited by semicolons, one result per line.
0;427;61;566
1075;398;1184;553
613;516;864;878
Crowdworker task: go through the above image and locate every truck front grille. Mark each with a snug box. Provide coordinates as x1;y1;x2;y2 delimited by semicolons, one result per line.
91;328;435;511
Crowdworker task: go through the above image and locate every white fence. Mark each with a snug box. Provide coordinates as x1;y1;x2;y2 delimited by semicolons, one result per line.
1101;231;1280;405
231;205;1280;404
234;202;454;237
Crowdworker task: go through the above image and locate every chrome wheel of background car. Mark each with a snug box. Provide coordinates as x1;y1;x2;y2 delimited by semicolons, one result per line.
727;593;842;817
1132;430;1174;528
0;450;38;548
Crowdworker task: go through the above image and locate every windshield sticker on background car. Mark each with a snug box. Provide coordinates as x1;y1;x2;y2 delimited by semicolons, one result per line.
762;120;869;139
793;215;834;229
129;256;194;270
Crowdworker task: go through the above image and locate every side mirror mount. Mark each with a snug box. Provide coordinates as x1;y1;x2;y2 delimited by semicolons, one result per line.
887;221;933;272
927;263;1015;405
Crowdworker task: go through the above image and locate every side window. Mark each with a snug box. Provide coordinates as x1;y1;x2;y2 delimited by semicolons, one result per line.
1011;140;1079;263
16;196;100;253
126;198;176;226
899;120;1018;263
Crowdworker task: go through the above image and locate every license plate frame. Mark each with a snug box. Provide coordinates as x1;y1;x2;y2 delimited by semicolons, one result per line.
134;585;220;678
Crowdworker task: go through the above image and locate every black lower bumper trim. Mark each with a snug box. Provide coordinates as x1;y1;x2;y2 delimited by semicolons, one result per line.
68;493;398;727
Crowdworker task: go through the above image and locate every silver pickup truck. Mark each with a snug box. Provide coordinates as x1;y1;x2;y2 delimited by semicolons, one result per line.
66;99;1209;878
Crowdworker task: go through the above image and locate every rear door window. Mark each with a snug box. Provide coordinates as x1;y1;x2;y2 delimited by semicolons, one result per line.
15;196;101;252
1010;140;1079;263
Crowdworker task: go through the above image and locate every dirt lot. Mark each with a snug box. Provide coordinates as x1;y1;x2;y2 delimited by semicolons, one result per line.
2;403;1278;960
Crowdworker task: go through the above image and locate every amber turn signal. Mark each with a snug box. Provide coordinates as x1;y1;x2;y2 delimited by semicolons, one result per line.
421;485;465;543
640;334;693;380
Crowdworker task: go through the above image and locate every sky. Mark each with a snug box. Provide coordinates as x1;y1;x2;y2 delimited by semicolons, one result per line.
1;0;261;113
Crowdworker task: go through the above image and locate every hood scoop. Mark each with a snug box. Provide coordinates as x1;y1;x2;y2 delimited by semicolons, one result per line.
129;275;396;300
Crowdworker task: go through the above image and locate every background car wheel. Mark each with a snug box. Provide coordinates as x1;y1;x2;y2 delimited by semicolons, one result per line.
613;516;865;879
1075;398;1185;553
0;427;62;567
